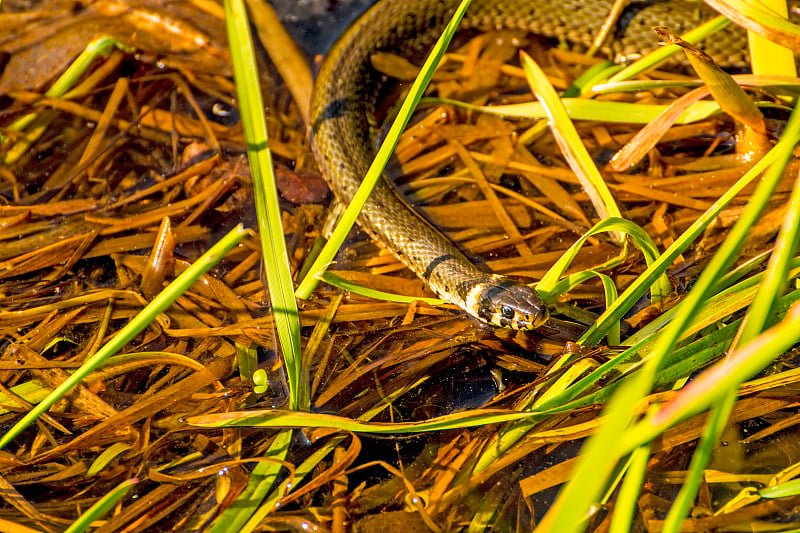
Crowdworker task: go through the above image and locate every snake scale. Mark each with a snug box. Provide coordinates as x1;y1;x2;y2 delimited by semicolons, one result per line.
309;0;749;330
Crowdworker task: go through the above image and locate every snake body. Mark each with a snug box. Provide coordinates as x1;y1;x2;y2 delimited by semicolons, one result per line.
309;0;742;329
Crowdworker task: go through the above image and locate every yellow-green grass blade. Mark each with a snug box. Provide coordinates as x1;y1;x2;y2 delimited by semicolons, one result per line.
517;291;799;458
592;98;800;452
187;407;554;433
628;98;800;389
593;75;800;97
472;358;599;474
520;52;621;230
737;178;800;345
624;302;800;449
706;0;800;55
241;351;428;529
425;97;722;124
240;436;346;532
321;272;445;306
624;256;800;348
0;225;250;449
537;375;644;533
661;393;736;533
760;478;800;499
746;0;796;76
294;0;475;300
0;352;208;417
539;285;800;416
664;92;800;530
0;380;49;416
224;0;303;408
546;311;800;531
86;442;133;477
609;444;651;533
564;59;619;97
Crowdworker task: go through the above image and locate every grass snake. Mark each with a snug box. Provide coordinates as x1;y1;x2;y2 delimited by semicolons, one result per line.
309;0;749;330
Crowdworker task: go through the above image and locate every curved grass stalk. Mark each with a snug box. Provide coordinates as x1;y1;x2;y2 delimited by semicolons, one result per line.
537;217;669;304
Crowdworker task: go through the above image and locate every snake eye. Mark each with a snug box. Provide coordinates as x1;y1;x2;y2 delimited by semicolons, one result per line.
500;305;515;319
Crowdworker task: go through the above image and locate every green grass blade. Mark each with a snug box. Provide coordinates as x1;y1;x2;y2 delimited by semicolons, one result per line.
539;376;646;533
631;98;800;384
544;271;621;344
564;59;618;97
542;100;800;528
2;36;135;165
662;97;800;529
224;0;304;409
661;393;736;533
5;36;132;134
294;0;475;300
737;178;800;344
759;478;800;499
0;225;250;449
592;99;800;462
539;285;800;417
0;381;49;416
609;444;650;533
63;478;138;533
241;436;346;532
472;358;598;474
209;429;293;533
544;302;800;528
628;302;800;447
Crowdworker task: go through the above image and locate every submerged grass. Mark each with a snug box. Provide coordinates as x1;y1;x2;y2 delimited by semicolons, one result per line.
2;0;800;531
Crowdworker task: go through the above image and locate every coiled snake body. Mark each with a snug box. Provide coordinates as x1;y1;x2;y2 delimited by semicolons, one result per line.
309;0;743;330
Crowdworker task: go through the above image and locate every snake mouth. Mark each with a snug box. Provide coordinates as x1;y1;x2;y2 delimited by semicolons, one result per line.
524;307;551;330
499;305;550;331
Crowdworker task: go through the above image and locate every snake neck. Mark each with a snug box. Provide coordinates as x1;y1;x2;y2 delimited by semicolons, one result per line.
308;0;743;327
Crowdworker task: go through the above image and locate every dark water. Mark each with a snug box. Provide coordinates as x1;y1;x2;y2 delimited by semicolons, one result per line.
269;0;378;56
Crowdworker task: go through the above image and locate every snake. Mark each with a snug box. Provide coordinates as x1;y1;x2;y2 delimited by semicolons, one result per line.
308;0;749;330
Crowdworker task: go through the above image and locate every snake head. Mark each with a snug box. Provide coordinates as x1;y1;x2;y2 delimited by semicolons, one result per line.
467;278;549;330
